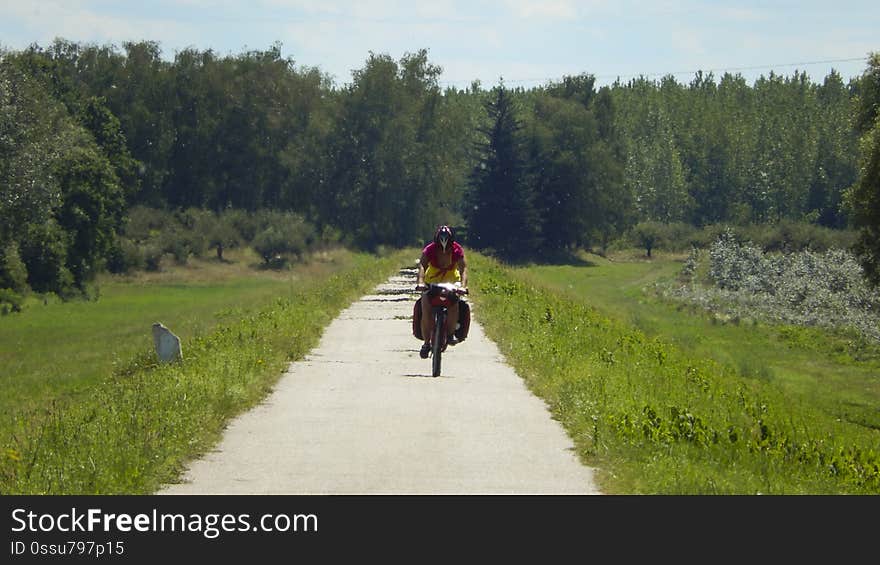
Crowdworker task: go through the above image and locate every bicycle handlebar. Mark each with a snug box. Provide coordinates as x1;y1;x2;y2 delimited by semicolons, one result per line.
415;283;468;295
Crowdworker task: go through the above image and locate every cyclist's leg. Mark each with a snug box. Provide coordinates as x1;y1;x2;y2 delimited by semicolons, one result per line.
420;292;432;346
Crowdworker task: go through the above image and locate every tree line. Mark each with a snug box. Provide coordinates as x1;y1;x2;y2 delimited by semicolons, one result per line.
1;39;879;302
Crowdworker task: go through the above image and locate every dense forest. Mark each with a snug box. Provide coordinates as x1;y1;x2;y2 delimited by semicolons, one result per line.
1;39;879;303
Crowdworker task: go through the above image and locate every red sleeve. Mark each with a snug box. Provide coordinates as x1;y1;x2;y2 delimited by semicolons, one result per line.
422;242;436;266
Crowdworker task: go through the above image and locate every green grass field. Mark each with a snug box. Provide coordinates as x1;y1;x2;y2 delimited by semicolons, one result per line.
0;247;415;493
3;244;878;494
0;248;358;418
514;250;880;434
470;250;880;494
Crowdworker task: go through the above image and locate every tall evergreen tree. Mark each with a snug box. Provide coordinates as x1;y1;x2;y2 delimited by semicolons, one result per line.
466;83;541;260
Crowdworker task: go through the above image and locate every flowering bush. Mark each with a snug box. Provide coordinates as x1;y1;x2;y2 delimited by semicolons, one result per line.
661;230;880;342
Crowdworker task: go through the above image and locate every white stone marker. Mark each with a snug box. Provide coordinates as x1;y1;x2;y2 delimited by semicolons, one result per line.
152;322;183;363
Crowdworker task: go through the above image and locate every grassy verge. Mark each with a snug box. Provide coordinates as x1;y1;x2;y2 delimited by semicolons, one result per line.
469;252;880;494
516;251;880;434
0;247;416;494
0;248;360;420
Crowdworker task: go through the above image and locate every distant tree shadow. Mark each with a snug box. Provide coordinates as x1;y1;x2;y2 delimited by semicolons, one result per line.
481;247;600;267
534;248;599;267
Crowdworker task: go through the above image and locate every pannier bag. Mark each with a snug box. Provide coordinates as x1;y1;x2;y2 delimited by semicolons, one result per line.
412;297;424;340
455;300;471;341
412;297;470;341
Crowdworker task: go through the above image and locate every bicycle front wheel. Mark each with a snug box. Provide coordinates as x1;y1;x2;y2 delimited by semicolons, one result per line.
432;309;445;377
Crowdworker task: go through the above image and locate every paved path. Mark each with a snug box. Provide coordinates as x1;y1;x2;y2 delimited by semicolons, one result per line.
159;266;600;494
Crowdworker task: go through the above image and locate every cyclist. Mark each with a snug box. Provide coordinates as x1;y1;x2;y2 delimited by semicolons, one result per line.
415;225;468;359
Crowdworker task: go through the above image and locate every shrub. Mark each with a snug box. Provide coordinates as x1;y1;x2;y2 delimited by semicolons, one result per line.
225;208;261;243
157;223;209;265
142;243;163;272
252;212;315;266
661;229;880;342
159;227;190;265
105;236;145;274
18;219;75;297
124;206;173;242
252;227;288;267
631;221;665;257
202;214;241;261
739;220;858;253
0;288;23;314
0;242;29;292
627;221;703;256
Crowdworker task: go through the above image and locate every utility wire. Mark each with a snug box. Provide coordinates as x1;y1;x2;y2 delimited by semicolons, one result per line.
600;57;869;81
439;56;869;87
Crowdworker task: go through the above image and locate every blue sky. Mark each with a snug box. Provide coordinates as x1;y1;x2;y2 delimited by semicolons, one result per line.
1;1;877;89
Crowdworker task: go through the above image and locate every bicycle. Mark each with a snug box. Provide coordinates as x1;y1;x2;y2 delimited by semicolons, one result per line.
415;282;468;377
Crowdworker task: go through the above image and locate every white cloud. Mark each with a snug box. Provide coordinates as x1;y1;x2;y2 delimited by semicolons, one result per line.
1;0;872;85
412;0;460;19
669;26;708;60
260;0;408;18
0;1;193;53
503;0;578;19
438;53;585;88
279;6;513;83
500;0;621;20
716;6;768;23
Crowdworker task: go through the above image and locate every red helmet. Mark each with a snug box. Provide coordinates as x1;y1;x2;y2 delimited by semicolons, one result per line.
434;225;455;251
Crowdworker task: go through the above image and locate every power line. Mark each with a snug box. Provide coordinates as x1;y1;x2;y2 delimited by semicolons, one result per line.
602;56;869;80
438;56;870;87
